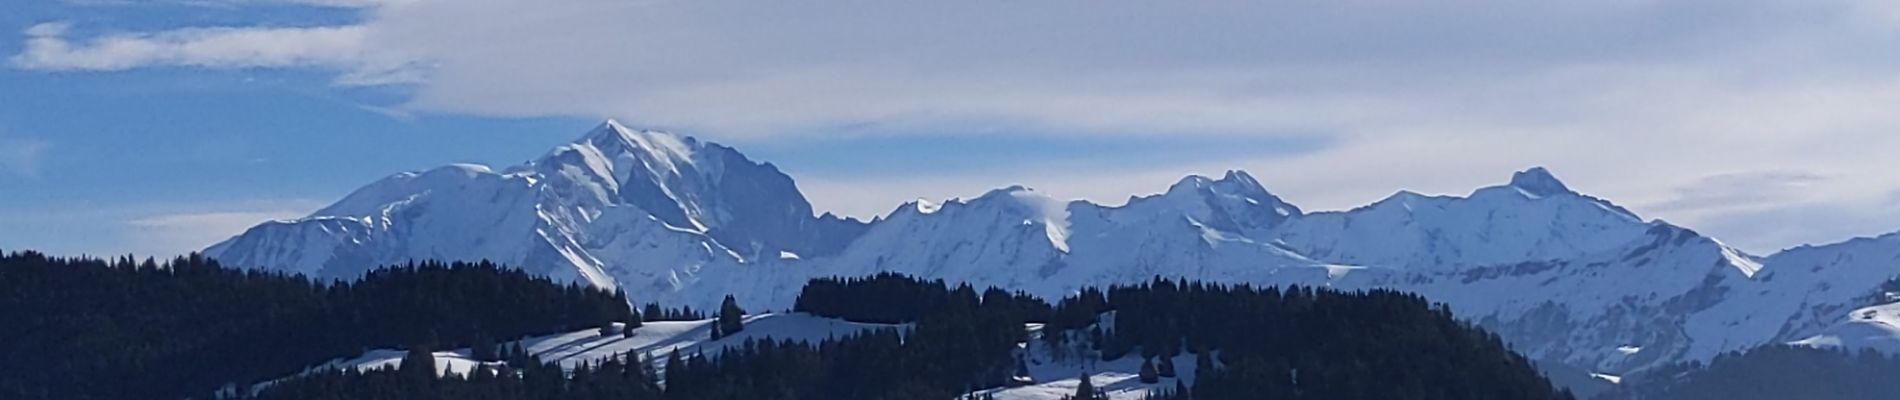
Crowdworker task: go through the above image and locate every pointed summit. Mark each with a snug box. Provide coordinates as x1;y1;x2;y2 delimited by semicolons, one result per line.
1212;170;1281;202
584;118;633;142
1166;170;1268;197
1509;167;1572;197
1161;170;1300;216
577;119;700;164
1220;170;1264;189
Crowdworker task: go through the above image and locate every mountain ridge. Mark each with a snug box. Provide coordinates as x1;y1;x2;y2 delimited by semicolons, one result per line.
206;121;1900;378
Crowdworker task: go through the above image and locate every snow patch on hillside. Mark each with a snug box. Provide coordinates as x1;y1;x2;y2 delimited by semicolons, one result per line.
273;313;896;387
1790;302;1900;355
526;313;899;371
969;321;1199;400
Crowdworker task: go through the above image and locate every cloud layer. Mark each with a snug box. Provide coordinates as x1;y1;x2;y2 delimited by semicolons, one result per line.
13;21;418;84
18;0;1900;253
126;209;310;257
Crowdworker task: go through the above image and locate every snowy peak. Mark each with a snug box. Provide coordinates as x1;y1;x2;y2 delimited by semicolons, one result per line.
1473;166;1641;222
209;123;1900;382
1165;171;1294;209
537;120;866;259
974;185;1040;202
1510;166;1573;197
1215;170;1273;197
1146;170;1301;236
582;119;700;168
1272;167;1658;270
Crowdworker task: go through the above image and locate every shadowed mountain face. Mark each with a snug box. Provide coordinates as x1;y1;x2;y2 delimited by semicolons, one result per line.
208;121;1900;378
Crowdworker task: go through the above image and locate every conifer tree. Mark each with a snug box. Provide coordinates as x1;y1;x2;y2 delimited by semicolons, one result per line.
643;303;664;322
1158;355;1177;378
663;351;685;392
400;345;436;382
1139;357;1160;384
471;334;498;361
1068;373;1107;400
718;295;746;335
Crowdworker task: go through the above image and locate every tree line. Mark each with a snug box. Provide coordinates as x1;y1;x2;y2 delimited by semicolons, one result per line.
1609;345;1900;400
3;251;1574;400
0;251;633;400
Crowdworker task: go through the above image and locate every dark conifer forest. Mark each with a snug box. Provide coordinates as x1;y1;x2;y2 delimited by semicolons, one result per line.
0;251;633;400
2;252;1574;400
1609;345;1900;400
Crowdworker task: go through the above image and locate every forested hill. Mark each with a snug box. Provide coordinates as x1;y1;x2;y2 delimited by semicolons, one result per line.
258;274;1572;400
1606;345;1900;400
1;252;1571;400
0;251;635;400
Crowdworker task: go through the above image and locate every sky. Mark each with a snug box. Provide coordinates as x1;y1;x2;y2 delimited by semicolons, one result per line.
7;0;1900;257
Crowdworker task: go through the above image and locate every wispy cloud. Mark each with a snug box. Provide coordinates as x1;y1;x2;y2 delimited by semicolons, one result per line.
22;0;1900;252
0;137;49;178
1647;171;1831;214
11;22;420;85
0;199;323;258
60;0;409;8
124;206;317;257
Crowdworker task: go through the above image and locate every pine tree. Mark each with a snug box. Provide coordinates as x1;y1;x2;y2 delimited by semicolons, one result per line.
1069;373;1107;400
400;345;436;381
1158;355;1177;378
643;303;664;322
471;333;498;361
663;351;685;392
639;351;661;388
718;295;746;335
1139;357;1160;384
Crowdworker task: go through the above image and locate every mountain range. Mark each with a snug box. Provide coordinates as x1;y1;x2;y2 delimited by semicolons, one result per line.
206;120;1900;379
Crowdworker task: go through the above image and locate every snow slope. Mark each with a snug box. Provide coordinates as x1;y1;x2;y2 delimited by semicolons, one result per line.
209;121;1900;376
208;121;866;296
970;323;1200;400
291;349;500;378
282;313;895;382
523;313;898;371
1790;301;1900;355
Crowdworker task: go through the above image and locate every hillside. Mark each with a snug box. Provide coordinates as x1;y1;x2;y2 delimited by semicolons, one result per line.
240;271;1567;399
0;251;632;400
1608;345;1900;400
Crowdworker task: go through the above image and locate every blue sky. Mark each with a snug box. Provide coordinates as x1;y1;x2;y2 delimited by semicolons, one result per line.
9;0;1900;257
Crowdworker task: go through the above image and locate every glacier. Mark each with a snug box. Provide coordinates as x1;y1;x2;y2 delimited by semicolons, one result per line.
207;121;1900;377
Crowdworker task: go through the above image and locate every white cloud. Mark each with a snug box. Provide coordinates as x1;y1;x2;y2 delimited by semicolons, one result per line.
24;0;1900;252
11;22;420;84
0;199;323;258
125;208;312;257
61;0;411;8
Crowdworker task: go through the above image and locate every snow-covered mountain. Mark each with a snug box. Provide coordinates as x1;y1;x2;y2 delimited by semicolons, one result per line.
207;121;1900;377
209;120;866;294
